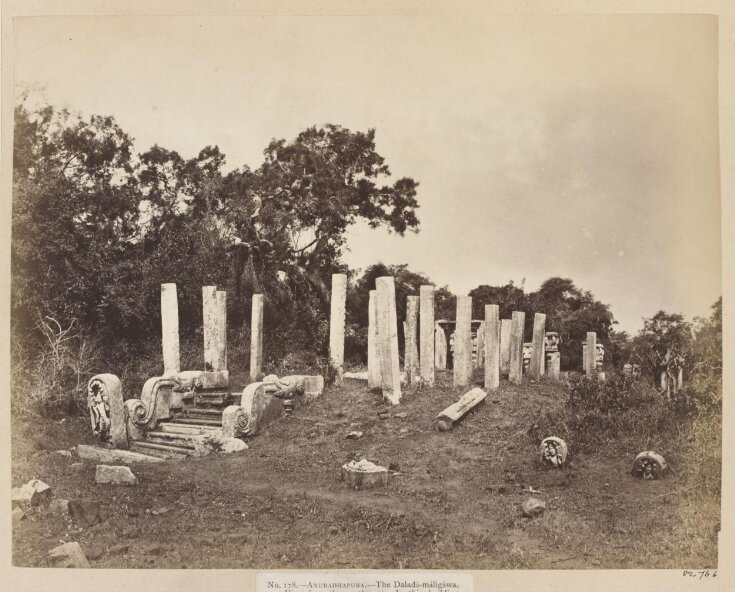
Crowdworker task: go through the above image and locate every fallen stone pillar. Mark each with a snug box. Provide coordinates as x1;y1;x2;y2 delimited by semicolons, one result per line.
434;387;487;431
249;294;264;382
453;296;473;387
405;295;420;383
419;285;435;385
367;290;382;390
508;311;525;385
484;305;500;390
329;273;347;384
160;283;180;376
435;322;447;370
529;313;546;380
202;286;218;371
376;276;401;405
500;319;512;376
586;332;597;376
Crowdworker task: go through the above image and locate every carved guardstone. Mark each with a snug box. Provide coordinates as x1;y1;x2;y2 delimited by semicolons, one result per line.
88;374;127;449
539;436;568;468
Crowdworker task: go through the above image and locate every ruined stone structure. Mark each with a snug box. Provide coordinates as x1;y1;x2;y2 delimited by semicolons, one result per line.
544;332;561;379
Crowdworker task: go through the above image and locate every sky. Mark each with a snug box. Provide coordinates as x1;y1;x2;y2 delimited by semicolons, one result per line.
13;13;722;333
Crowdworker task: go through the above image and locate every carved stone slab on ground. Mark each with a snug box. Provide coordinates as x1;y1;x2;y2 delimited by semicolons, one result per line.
77;444;163;464
521;497;546;518
539;437;568;468
341;459;390;489
631;451;667;480
95;464;139;485
434;387;487;431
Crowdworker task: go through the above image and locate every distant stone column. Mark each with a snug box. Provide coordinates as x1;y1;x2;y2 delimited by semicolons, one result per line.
586;332;597;376
453;296;473;387
214;290;228;371
677;366;684;390
329;273;347;385
435;323;447;370
582;343;588;373
202;286;217;371
367;290;382;390
475;322;485;368
405;295;420;384
249;294;264;381
500;319;512;376
376;276;401;405
419;285;435;385
509;311;526;385
484;305;500;390
529;313;546;380
161;283;180;376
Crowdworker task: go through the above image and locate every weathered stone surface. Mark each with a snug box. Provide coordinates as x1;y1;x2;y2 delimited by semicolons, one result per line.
77;444;162;464
546;351;561;380
631;451;667;480
12;507;25;523
250;294;264;381
68;500;102;528
71;462;86;470
419;285;435;385
53;450;72;459
521;497;546;518
11;479;52;508
435;323;447;370
586;332;597;376
202;286;218;372
434;387;487;431
529;313;546;380
95;464;138;485
87;373;127;449
161;283;180;375
376;276;401;405
49;542;91;568
453;296;473;387
475;321;485;368
49;498;70;516
500;319;512;376
346;431;363;440
539;437;568;468
623;363;633;377
303;375;325;401
214;290;228;371
367;290;382;390
509;312;526;385
329;273;347;384
404;295;420;384
341;459;390;489
191;431;248;456
484;305;500;391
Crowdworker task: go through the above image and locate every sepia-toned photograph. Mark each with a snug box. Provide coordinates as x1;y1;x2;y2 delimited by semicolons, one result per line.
2;1;731;588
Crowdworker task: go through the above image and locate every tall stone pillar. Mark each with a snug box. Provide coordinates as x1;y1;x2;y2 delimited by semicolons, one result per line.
453;296;473;387
475;322;485;368
544;332;561;379
586;332;597;376
367;290;382;390
484;304;500;391
582;343;588;373
214;290;228;371
529;313;546;380
419;285;435;385
202;286;217;371
376;276;401;405
161;283;180;376
500;319;512;376
249;294;264;381
329;273;347;385
405;295;420;384
508;311;526;385
435;323;447;370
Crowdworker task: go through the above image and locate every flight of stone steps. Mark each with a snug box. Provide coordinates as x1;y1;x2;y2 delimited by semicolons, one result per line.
129;407;225;460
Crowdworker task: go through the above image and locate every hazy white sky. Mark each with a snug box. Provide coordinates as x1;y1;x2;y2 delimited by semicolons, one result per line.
14;14;721;333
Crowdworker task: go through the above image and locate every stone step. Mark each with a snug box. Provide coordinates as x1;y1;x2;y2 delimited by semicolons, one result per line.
145;431;197;449
157;422;221;435
170;416;223;427
178;407;223;415
130;441;192;460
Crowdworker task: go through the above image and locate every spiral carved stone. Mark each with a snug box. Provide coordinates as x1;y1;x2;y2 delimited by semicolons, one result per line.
540;437;568;468
631;451;667;480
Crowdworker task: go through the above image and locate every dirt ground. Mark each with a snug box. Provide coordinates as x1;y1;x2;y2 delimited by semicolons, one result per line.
11;371;720;569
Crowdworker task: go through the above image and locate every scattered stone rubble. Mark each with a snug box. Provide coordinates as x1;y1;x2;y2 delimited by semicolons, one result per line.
341;459;390;489
48;542;90;568
95;464;138;485
11;479;52;509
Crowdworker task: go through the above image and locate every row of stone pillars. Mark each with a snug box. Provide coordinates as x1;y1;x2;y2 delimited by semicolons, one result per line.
159;283;265;380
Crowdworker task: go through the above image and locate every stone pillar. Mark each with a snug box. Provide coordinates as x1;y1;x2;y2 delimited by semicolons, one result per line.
367;290;382;390
405;295;420;384
484;304;500;391
544;332;561;380
453;296;473;387
623;363;633;377
214;290;227;371
419;285;435;386
202;286;217;371
582;343;588;373
475;322;485;368
529;313;546;380
376;276;401;405
160;283;180;376
329;273;347;384
435;323;447;370
586;332;597;376
500;319;512;377
677;366;684;390
508;311;525;385
249;294;264;382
